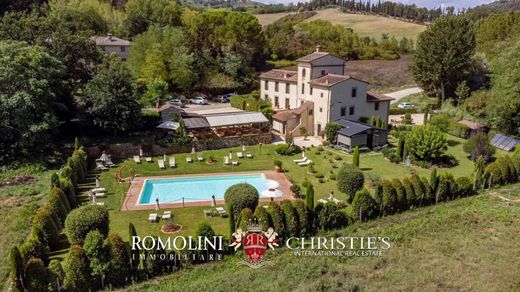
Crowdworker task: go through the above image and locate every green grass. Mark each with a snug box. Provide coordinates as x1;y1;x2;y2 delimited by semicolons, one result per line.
128;186;520;291
84;140;478;245
0;165;56;291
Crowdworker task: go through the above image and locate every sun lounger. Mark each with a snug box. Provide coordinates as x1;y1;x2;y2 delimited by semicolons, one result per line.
162;211;172;220
197;156;204;162
318;199;328;204
224;156;230;165
237;152;243;158
105;158;117;167
298;160;312;166
148;213;158;222
186;157;193;163
95;202;105;206
232;160;239;166
169;157;176;168
246;153;253;158
158;159;165;169
215;207;227;217
91;188;106;193
96;162;108;171
92;192;106;198
146;157;152;163
293;157;307;163
133;156;141;164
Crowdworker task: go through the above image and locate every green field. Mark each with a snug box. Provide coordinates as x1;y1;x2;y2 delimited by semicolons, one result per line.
256;8;426;39
129;187;520;291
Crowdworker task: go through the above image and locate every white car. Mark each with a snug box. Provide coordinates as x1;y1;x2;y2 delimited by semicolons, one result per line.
188;96;208;105
398;102;415;109
168;99;184;107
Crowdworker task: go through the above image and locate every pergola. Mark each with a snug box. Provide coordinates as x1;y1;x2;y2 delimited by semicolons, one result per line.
183;112;270;139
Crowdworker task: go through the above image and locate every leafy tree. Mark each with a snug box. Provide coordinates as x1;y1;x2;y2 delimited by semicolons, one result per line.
83;230;109;289
351;188;379;221
353;146;360;167
224;183;259;221
406;125;447;162
463;132;495;163
123;0;183;37
63;245;92;291
24;257;47;291
487;37;520;136
140;77;169;106
474;11;520;61
455;81;470;104
337;164;365;203
105;234;130;288
410;16;476;101
84;55;141;134
0;41;64;162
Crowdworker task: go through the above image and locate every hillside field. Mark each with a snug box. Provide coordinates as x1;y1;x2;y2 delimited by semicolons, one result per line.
255;8;426;39
128;186;520;291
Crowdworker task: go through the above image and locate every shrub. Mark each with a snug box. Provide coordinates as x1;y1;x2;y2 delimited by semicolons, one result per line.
391;179;407;212
46;187;70;224
275;143;301;155
402;177;416;209
305;184;315;212
389;107;418;115
128;223;139;275
237;208;254;230
24;257;48;291
195;222;218;263
484;162;502;187
290;184;301;196
253;206;272;231
20;229;49;265
83;230;108;289
48;259;64;292
406;125;447;162
381;180;398;215
402;113;413;124
9;247;24;292
105;234;131;288
63;245;92;291
266;202;285;237
65;205;109;245
281;200;299;237
224;183;259;221
337;164;365;203
429;114;451;132
463;132;495;163
430;167;439;194
292;200;309;236
410;175;427;206
455;176;474;198
273;160;283;168
316;203;349;230
353;146;360;167
59;177;77;208
32;209;60;248
351;189;379;221
436;173;455;202
447;120;470;138
421;177;433;204
325;122;342;143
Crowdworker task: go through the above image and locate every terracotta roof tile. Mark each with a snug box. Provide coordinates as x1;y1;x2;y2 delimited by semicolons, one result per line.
273;111;297;122
296;52;330;62
308;74;351;87
366;91;394;102
259;69;298;82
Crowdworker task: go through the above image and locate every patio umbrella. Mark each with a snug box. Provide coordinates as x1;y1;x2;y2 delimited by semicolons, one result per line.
229;152;233;159
92;192;96;204
211;195;216;207
139;146;143;157
155;198;160;211
261;188;283;201
302;151;306;158
99;151;108;162
191;147;196;154
95;176;100;188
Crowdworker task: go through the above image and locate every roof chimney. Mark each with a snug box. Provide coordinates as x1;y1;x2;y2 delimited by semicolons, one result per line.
315;45;322;52
107;33;113;40
325;79;329;85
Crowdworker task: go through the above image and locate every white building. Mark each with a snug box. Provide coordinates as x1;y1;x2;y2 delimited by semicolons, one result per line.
92;34;131;60
260;46;394;149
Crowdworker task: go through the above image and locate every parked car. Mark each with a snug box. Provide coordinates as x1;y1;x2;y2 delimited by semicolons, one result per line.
398;102;415;109
168;99;185;107
188;96;208;105
215;95;230;103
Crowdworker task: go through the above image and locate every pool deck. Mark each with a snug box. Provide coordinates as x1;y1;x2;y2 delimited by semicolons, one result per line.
121;170;294;211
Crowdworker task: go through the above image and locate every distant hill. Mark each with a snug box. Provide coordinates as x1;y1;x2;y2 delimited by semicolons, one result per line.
468;0;520;19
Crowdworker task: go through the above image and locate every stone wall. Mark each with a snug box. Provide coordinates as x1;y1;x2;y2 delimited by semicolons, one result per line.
86;133;272;160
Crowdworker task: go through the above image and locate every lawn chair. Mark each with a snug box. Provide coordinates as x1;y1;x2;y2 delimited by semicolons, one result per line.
148;213;158;222
298;160;312;166
237;152;243;158
215;207;227;217
162;211;172;220
158;159;165;169
91;188;106;193
93;192;106;198
105;157;117;167
224;156;230;165
96;162;108;171
146;157;152;163
186;157;193;163
95;202;105;206
232;160;239;166
133;156;141;164
169;157;176;168
246;153;253;158
197;156;204;162
318;199;328;204
293;157;307;163
204;209;213;218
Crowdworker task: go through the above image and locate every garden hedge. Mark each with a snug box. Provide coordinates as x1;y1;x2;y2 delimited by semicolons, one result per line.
352;189;379;221
105;234;131;288
48;259;64;292
224;183;259;220
266;202;285;238
315;202;349;230
32;208;60;248
291;200;309;236
337;163;365;203
237;208;254;230
253;205;272;231
281;200;299;237
402;177;416;209
9;246;24;292
63;245;92;291
24;257;48;291
65;205;109;245
381;180;398;215
391;179;407;212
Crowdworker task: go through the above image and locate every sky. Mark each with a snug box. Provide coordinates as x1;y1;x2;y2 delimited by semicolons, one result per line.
265;0;497;10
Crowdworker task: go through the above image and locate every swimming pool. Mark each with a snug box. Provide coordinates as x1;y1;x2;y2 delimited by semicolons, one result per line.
138;173;279;205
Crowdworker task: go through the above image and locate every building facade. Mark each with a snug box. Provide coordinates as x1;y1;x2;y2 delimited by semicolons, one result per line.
260;47;393;143
92;34;131;60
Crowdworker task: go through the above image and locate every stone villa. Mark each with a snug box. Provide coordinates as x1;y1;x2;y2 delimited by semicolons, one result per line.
260;46;394;149
92;34;131;60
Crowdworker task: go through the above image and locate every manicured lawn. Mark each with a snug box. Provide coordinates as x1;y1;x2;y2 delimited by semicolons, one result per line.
85;139;479;241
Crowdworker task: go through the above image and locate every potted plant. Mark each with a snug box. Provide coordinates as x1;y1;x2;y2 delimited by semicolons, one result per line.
274;160;283;172
207;155;216;164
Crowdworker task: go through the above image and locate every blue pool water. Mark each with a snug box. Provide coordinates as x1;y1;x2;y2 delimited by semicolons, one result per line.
138;174;279;204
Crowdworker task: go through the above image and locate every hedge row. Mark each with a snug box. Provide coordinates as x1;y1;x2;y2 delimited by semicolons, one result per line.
483;150;520;188
352;172;476;222
11;138;89;291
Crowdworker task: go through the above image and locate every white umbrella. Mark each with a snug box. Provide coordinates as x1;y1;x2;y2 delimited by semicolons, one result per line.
302;151;306;158
95;176;100;188
139;146;143;157
92;192;97;204
155;198;160;211
261;188;283;201
99;151;108;162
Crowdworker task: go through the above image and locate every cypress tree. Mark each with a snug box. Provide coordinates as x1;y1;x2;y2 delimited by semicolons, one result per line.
305;184;314;212
74;137;81;150
9;246;24;292
353;146;360;167
228;205;235;237
474;155;485;189
128;223;140;277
